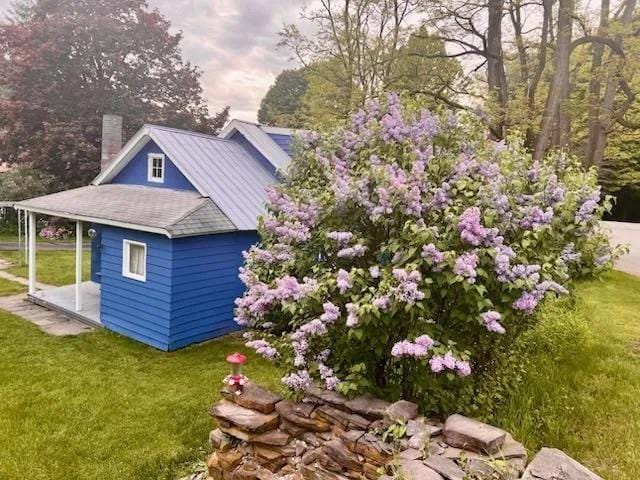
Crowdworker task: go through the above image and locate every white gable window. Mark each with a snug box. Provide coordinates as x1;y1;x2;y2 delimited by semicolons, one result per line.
122;240;147;282
147;153;165;183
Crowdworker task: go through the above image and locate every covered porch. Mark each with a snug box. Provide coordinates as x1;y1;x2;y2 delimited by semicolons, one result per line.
29;281;102;326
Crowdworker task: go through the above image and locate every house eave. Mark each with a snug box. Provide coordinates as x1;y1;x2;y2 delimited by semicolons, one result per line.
14;204;173;238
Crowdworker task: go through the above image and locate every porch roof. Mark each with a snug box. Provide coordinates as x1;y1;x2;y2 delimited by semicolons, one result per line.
14;184;237;238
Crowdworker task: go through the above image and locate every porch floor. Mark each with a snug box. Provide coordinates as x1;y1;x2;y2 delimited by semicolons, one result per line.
29;281;102;327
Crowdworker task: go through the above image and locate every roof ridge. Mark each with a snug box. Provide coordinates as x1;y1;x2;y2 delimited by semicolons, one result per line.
145;124;237;143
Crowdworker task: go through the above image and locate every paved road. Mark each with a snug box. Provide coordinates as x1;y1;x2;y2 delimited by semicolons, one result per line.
603;221;640;277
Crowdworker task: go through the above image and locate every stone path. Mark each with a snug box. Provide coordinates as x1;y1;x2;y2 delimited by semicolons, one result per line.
0;294;94;335
0;260;94;336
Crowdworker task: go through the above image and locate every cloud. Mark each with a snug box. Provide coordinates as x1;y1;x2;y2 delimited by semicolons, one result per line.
149;0;308;121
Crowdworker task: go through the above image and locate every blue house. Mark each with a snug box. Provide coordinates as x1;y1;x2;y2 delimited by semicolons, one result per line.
15;118;297;350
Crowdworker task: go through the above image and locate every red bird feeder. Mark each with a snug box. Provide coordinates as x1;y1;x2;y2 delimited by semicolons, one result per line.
225;352;248;395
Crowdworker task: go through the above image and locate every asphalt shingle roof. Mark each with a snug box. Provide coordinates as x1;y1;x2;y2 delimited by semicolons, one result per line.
14;184;236;238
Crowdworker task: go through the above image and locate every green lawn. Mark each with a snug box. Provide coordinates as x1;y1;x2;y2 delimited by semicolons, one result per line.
0;312;282;480
0;277;26;296
0;255;638;479
493;271;640;479
0;250;91;285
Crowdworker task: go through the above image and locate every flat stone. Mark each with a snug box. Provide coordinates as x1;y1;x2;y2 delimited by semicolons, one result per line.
300;464;351;480
306;386;349;409
499;433;528;460
362;462;380;480
209;428;233;451
221;382;282;414
276;400;331;432
210;400;279;433
400;459;444;480
280;419;307;437
336;429;365;451
219;425;290;446
521;448;603;480
407;430;428;450
424;455;466;480
314;404;371;430
322;439;362;472
301;432;323;447
343;396;391;419
398;448;422;461
443;414;506;454
216;449;244;471
385;400;418;422
350;433;394;465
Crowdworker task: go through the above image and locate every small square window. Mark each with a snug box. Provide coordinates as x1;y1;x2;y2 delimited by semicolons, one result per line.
147;154;165;183
123;240;146;282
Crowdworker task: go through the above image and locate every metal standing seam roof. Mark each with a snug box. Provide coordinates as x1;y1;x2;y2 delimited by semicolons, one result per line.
14;184;236;238
93;124;280;231
219;119;293;172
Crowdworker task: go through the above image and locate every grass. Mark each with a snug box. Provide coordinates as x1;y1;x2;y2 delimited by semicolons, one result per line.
0;277;26;296
0;311;282;480
0;250;90;286
493;270;640;479
0;246;638;479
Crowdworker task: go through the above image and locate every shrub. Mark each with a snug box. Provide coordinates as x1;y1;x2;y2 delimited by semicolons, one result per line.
235;93;623;414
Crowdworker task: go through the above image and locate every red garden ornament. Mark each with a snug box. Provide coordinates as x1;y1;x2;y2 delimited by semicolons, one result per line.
224;352;248;395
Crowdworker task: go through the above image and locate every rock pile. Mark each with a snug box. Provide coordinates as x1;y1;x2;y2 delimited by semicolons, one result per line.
200;382;603;480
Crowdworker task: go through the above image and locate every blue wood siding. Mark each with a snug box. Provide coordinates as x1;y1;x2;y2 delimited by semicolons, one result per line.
99;226;174;350
267;133;294;156
97;226;258;351
230;131;276;175
111;139;197;191
167;231;258;350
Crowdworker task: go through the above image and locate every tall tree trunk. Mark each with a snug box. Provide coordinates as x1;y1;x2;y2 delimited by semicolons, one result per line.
586;0;637;167
584;0;610;166
487;0;508;138
534;0;574;160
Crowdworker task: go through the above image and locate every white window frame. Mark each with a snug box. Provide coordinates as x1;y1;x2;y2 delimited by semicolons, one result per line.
122;239;147;282
147;153;165;183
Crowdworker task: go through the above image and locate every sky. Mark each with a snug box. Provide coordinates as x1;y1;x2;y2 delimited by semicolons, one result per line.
0;0;309;122
147;0;309;121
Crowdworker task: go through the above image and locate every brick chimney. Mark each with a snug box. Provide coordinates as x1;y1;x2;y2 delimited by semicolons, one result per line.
101;114;123;171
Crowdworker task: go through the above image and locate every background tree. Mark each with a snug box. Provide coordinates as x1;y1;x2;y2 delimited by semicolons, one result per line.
0;0;229;192
258;69;309;128
278;0;462;126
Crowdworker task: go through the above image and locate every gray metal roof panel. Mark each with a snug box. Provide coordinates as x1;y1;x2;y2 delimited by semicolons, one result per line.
146;125;278;230
14;184;236;237
219;120;292;171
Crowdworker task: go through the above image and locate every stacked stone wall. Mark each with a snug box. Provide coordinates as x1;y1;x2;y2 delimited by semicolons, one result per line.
192;382;603;480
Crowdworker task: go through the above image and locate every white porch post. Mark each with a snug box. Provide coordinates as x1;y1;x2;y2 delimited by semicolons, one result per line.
28;211;36;294
75;220;83;312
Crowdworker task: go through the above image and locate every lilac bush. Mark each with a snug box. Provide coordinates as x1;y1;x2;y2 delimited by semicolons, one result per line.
236;93;623;411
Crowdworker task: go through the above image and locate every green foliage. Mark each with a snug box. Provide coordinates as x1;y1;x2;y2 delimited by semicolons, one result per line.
237;96;622;415
257;69;309;128
0;0;229;190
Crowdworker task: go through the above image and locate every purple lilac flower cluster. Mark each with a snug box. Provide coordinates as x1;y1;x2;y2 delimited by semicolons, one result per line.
245;339;278;360
480;311;505;334
390;268;425;304
519;206;554;230
454;252;479;283
575;189;601;223
561;243;581;264
513;280;569;314
429;351;471;377
391;335;434;358
421;243;445;270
